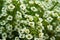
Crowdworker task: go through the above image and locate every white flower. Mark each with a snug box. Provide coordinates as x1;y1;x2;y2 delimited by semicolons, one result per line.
47;25;53;30
15;19;21;24
20;4;26;10
35;1;40;4
43;11;51;18
55;25;60;32
24;28;30;34
28;15;33;21
44;34;49;39
15;37;19;40
29;22;35;28
36;26;44;32
34;38;40;40
39;18;43;22
36;26;42;30
0;20;7;25
20;20;28;25
35;14;39;17
43;13;49;18
29;1;34;4
50;36;55;40
19;33;25;38
1;7;7;14
18;29;25;33
31;7;38;12
14;25;21;31
2;32;7;38
6;24;12;31
24;14;29;18
37;21;42;26
26;34;33;40
7;15;13;21
46;17;53;23
39;32;44;38
8;4;15;11
15;11;22;19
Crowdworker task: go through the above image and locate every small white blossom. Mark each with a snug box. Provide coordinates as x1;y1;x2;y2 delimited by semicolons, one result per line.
46;17;53;23
43;13;49;18
15;11;22;19
35;1;40;4
15;37;20;40
8;4;15;11
35;14;39;17
28;15;33;21
55;25;60;32
39;18;43;22
24;28;30;34
20;4;26;10
6;24;12;31
0;20;7;25
29;22;35;28
37;21;43;26
50;36;55;40
2;32;7;38
39;32;44;38
26;34;33;40
18;29;25;33
43;11;51;18
44;34;49;39
47;25;53;30
31;7;38;12
34;38;40;40
19;33;25;38
29;1;34;4
7;15;13;21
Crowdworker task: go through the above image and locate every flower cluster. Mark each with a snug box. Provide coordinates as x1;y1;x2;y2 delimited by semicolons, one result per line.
0;0;60;40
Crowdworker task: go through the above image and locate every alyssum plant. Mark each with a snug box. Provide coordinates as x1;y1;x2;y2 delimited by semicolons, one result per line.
0;0;60;40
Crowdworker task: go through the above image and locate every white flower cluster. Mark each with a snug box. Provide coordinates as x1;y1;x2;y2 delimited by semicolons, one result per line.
0;0;60;40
